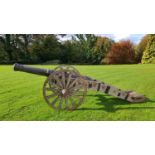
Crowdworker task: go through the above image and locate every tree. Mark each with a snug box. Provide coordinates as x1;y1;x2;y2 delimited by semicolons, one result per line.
29;35;62;62
73;34;97;63
135;35;150;63
0;42;9;63
0;34;33;62
0;34;14;61
17;34;33;53
106;40;135;64
61;40;85;64
93;36;114;64
142;34;155;64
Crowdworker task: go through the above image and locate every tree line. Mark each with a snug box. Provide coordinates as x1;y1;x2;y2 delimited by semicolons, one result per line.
0;34;155;64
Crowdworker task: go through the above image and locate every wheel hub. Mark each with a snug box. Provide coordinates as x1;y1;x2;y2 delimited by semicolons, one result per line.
61;89;68;97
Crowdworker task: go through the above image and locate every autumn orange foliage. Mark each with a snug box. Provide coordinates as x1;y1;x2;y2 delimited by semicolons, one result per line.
106;40;135;64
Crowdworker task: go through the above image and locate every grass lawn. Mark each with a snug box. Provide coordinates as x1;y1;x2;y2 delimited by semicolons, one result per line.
0;64;155;121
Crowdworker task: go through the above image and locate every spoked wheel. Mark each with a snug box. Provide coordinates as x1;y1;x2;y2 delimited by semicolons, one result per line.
54;65;80;76
43;66;87;111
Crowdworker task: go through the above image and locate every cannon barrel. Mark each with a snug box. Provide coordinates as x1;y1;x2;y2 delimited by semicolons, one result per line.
13;63;54;76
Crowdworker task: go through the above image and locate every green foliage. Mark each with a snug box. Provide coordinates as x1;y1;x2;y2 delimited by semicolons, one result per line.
0;34;13;61
71;35;113;64
135;35;150;63
149;57;155;64
93;36;114;64
1;34;154;64
73;34;97;63
61;40;85;64
0;34;33;63
0;42;9;63
29;35;62;62
142;34;155;64
43;60;61;64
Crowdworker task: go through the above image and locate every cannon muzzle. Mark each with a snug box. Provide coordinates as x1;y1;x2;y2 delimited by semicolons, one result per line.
13;63;53;76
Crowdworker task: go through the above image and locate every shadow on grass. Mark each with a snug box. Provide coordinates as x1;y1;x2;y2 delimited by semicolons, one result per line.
77;94;155;112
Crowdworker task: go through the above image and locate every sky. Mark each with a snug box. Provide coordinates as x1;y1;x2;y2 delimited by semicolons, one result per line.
97;34;146;44
59;34;146;44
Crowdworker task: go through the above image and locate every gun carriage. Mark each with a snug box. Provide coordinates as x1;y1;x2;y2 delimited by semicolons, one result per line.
14;63;146;111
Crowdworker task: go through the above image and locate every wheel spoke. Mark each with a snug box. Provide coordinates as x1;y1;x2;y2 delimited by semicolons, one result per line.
46;93;57;99
72;94;83;97
62;72;66;88
53;75;63;88
66;74;72;88
69;97;76;106
69;86;82;94
49;80;61;89
69;84;81;90
51;95;60;106
70;88;84;96
65;98;69;109
46;87;58;91
71;94;82;100
46;87;59;94
58;97;63;109
68;78;77;89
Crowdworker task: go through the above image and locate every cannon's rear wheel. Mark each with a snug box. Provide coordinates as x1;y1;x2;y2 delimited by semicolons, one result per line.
43;66;87;111
54;65;80;76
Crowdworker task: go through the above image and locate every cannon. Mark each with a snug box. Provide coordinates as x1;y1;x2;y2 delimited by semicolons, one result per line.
13;63;146;111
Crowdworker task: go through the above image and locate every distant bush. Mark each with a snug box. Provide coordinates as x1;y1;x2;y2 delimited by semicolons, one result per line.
142;34;155;64
0;42;9;64
135;35;150;63
150;58;155;64
105;40;135;64
93;36;114;64
60;40;87;64
29;35;62;63
43;59;61;64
